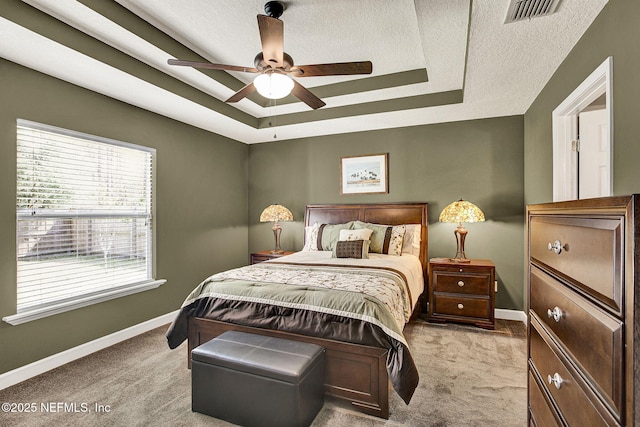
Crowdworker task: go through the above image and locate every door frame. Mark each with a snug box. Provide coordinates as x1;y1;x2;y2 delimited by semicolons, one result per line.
552;56;613;201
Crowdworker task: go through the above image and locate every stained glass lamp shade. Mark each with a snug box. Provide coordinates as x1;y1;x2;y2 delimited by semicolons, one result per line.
439;199;485;263
260;204;293;253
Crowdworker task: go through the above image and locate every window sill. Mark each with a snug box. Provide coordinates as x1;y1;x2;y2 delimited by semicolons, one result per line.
2;279;167;326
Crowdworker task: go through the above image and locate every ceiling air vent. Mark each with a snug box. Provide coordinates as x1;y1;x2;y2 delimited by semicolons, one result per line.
504;0;561;24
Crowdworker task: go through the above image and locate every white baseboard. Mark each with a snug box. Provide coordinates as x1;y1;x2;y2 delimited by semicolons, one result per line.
0;310;179;391
495;308;527;324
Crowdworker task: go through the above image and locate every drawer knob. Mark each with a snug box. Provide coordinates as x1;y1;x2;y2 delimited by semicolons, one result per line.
457;303;464;309
547;306;563;322
547;373;564;390
547;240;566;255
457;280;465;287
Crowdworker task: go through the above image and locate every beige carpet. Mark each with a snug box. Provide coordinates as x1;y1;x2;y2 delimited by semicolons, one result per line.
0;318;527;426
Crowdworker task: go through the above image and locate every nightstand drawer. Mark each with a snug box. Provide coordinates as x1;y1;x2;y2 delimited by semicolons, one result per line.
431;294;490;319
432;271;490;295
251;254;275;264
250;251;294;264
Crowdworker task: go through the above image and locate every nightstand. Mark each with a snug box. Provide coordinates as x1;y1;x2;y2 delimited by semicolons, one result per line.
427;258;495;329
250;250;295;264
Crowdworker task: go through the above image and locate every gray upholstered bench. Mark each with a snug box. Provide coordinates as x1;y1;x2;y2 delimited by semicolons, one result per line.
191;330;325;427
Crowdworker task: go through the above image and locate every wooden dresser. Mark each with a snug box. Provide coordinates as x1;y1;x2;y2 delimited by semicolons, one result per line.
527;196;639;426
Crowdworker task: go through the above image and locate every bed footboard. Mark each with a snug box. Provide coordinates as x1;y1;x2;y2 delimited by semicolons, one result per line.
188;317;390;419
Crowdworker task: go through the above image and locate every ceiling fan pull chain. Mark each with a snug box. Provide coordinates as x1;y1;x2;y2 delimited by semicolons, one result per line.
270;99;277;139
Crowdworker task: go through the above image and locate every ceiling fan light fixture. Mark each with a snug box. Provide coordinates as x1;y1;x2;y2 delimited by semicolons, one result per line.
254;72;294;99
168;3;371;109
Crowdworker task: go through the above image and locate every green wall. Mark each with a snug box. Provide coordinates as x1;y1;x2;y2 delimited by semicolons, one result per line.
1;0;546;377
524;0;640;204
248;116;525;311
0;59;249;375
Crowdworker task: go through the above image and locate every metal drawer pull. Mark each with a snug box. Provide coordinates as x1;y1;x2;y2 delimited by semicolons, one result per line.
547;240;566;254
547;306;563;322
457;280;465;287
547;373;564;390
457;303;464;309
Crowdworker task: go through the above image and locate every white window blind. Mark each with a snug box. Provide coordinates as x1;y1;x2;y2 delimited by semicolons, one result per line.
12;119;162;321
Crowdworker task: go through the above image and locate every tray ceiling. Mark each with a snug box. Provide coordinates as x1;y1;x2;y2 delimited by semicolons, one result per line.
0;0;607;143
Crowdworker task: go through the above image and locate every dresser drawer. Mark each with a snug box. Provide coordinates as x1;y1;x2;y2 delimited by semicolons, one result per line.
528;370;561;427
530;266;623;414
529;322;616;426
529;215;623;313
431;294;490;319
432;271;490;295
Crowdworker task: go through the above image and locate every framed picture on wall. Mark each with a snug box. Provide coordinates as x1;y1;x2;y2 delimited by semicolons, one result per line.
340;153;388;195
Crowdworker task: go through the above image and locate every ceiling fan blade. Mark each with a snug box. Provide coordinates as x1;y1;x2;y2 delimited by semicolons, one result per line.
257;14;284;68
289;61;373;77
168;59;259;73
226;82;256;103
291;80;326;110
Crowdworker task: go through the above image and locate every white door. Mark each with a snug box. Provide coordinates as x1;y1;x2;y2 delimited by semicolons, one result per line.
552;57;613;202
578;109;610;199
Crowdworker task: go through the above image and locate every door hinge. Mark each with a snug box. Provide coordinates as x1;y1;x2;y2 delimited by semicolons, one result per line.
571;139;580;152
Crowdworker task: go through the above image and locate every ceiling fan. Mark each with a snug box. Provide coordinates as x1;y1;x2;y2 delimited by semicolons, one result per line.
167;1;373;110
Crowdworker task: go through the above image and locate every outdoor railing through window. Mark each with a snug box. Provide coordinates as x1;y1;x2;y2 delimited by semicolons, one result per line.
15;120;155;314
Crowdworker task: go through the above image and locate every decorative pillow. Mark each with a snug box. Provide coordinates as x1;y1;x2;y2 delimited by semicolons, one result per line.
302;223;321;251
352;221;387;253
387;225;406;256
317;222;354;251
353;221;405;256
338;228;373;242
402;224;422;256
335;240;370;259
302;221;354;251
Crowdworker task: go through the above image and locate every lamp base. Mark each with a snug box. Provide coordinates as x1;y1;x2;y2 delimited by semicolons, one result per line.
271;223;284;254
450;225;470;263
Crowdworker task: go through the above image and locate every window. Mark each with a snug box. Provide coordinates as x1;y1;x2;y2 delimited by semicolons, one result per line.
4;120;164;325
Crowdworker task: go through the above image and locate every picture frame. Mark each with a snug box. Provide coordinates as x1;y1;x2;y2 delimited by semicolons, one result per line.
340;153;388;195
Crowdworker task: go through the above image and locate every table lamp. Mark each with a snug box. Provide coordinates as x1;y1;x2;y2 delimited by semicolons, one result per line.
439;199;485;263
260;204;293;253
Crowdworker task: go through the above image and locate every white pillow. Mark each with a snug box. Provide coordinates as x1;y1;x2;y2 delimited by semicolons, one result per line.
339;228;373;242
402;224;422;256
301;223;320;251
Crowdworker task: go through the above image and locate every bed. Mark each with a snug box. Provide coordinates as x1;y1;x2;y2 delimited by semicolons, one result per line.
166;202;428;419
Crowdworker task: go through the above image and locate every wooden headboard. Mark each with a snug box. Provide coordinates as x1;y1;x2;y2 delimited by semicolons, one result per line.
305;203;429;274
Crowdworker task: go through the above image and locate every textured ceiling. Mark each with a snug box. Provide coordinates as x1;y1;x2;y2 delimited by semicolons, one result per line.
0;0;608;143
